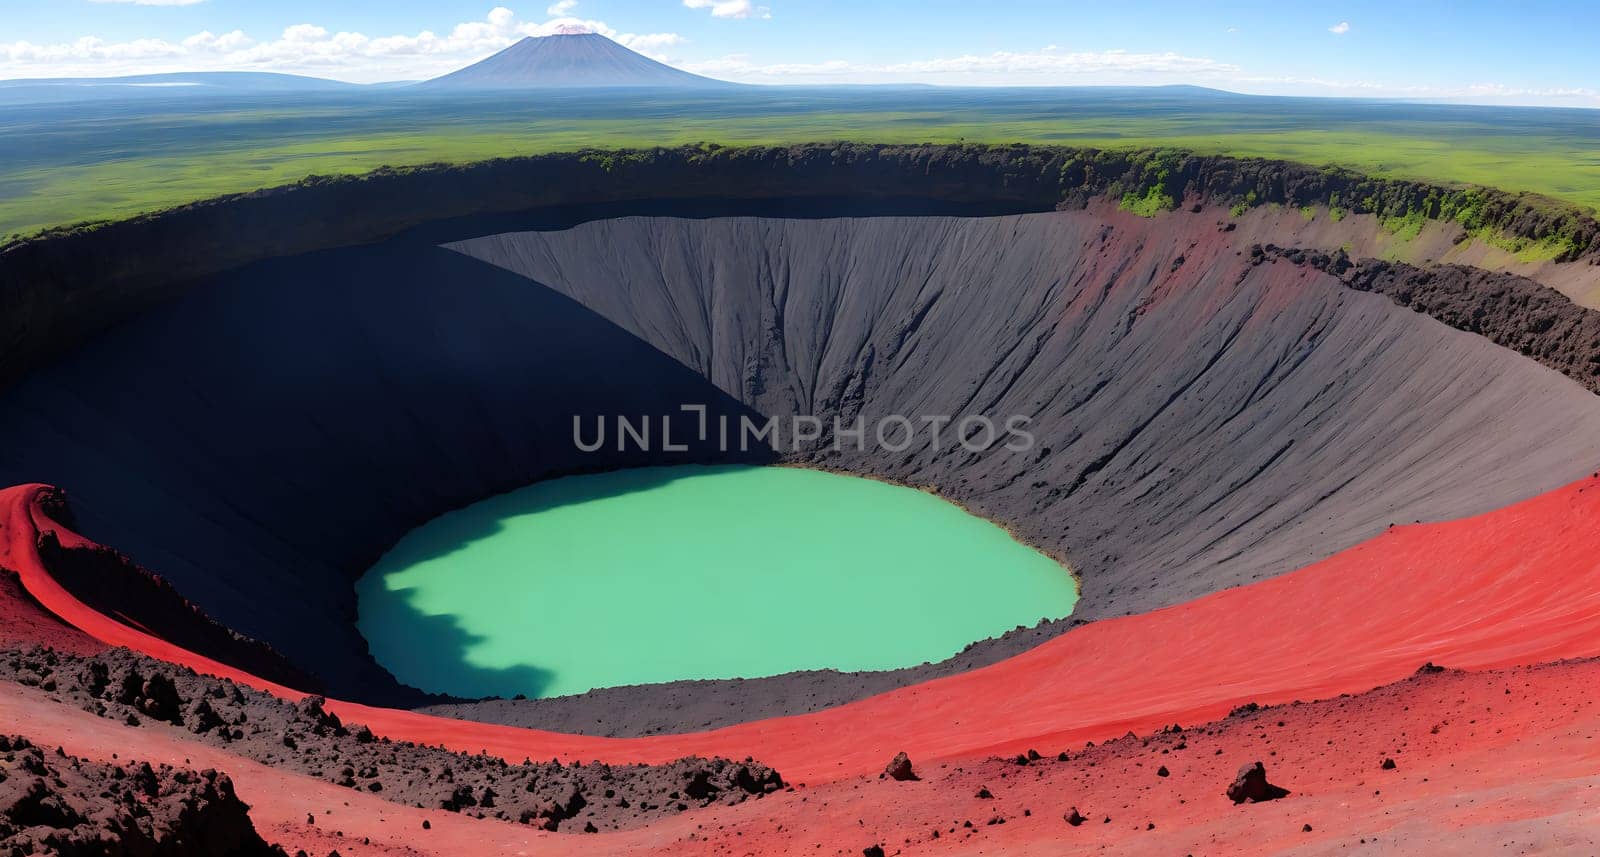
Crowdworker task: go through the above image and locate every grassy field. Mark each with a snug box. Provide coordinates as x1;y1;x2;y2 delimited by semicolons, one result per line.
2;87;1597;241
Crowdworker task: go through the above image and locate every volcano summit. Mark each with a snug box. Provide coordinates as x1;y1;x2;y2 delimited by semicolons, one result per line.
420;33;730;89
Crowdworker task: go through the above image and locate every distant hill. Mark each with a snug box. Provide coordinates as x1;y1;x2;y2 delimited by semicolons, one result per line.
420;33;731;90
0;71;357;105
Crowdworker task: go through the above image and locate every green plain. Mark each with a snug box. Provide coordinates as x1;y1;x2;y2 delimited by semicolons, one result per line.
2;88;1598;241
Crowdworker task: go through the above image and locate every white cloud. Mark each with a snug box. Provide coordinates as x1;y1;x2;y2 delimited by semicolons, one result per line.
546;0;577;15
1219;72;1600;105
621;32;686;55
281;24;329;43
0;6;686;81
685;48;1240;85
678;47;1600;105
181;30;253;52
683;0;770;20
1459;82;1599;98
1;36;187;67
1329;21;1351;35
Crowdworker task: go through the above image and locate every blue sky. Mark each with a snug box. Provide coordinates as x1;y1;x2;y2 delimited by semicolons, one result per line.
1;0;1596;105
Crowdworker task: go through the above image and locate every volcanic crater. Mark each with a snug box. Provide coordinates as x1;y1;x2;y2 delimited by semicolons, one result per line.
5;144;1600;853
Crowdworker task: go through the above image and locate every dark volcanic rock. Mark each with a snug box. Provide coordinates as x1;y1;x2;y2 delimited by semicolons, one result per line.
120;668;183;724
1226;761;1289;804
883;752;917;782
1347;259;1600;395
0;734;284;856
1256;245;1600;395
0;646;784;834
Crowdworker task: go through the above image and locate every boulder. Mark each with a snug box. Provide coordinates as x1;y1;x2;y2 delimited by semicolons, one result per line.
883;752;917;782
1226;762;1289;804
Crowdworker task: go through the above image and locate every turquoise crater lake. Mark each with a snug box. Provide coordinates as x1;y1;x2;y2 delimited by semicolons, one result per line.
356;465;1077;699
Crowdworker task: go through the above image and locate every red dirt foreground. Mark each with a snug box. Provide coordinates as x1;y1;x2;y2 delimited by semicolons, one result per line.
5;475;1600;854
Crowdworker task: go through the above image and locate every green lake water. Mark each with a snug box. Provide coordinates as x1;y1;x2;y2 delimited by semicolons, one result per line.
356;464;1077;699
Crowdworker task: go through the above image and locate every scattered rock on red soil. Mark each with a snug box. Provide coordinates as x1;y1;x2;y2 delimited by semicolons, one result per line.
0;646;784;834
0;734;284;856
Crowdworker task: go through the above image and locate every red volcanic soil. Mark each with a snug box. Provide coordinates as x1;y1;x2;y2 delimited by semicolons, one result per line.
6;474;1600;852
6;655;1598;855
644;660;1600;856
8;472;1600;782
0;497;105;657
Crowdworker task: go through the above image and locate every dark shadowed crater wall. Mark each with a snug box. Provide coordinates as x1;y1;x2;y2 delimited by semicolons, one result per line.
0;242;775;701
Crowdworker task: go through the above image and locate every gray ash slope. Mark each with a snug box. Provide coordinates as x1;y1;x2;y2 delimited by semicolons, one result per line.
450;211;1600;617
4;208;1600;735
420;34;730;89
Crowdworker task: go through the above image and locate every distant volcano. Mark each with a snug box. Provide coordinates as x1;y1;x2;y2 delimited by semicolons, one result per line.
420;33;730;89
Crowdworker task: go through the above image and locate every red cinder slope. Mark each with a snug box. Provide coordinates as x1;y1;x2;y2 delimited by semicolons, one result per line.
5;475;1600;785
8;619;1600;855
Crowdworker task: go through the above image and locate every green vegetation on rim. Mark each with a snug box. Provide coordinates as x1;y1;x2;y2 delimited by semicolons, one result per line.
1463;226;1582;263
1119;186;1177;217
2;90;1599;243
1380;210;1429;241
5;142;1597;268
